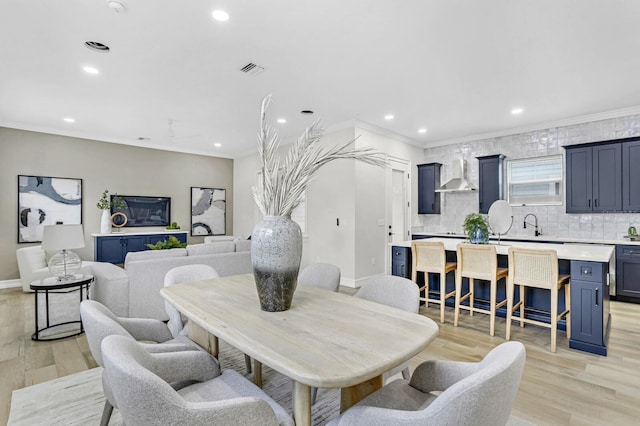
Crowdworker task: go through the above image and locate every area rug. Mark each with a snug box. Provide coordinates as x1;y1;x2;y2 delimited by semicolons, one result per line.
8;340;341;425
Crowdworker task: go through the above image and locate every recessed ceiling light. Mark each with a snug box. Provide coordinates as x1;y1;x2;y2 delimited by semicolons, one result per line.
214;143;222;148
384;114;394;120
277;118;286;124
418;128;427;134
212;10;229;21
63;117;75;123
83;66;99;75
511;108;524;115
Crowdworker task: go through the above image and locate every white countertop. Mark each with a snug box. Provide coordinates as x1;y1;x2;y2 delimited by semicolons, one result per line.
412;231;640;246
393;237;614;263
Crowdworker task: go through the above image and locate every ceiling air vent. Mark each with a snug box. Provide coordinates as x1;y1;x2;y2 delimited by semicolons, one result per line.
239;62;265;76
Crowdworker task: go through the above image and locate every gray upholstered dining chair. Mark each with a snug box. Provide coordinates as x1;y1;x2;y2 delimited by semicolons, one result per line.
101;335;294;426
164;264;220;337
298;262;342;404
355;275;420;380
164;264;253;375
298;262;341;292
80;300;199;426
327;341;526;426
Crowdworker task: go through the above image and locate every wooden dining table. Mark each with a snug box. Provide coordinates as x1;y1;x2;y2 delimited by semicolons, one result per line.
161;273;439;426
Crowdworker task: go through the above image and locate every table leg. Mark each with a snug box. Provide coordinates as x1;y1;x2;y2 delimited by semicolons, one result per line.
340;374;383;413
45;290;50;328
253;360;263;388
33;290;39;340
293;381;311;426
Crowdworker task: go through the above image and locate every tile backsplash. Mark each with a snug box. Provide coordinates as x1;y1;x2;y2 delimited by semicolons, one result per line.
418;113;640;241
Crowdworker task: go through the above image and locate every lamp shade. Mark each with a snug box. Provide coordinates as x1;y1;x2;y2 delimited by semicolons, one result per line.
41;224;85;250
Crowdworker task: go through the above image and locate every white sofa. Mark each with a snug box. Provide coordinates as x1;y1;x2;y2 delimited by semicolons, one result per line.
124;240;252;320
17;240;252;321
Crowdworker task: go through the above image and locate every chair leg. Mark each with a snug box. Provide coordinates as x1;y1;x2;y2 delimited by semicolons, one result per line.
311;387;318;405
454;271;462;327
401;367;410;380
469;278;475;317
489;279;497;337
565;283;571;339
506;278;513;341
519;285;525;328
100;400;113;426
423;272;428;308
439;272;445;323
244;354;252;374
551;286;559;353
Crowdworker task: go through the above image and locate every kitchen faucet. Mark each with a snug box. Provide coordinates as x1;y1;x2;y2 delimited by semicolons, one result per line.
523;213;541;236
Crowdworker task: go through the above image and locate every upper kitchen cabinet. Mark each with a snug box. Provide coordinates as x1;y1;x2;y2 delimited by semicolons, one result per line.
417;163;441;214
622;140;640;211
477;154;505;214
565;142;622;213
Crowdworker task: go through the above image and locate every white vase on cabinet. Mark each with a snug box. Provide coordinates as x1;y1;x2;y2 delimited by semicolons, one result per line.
100;210;112;234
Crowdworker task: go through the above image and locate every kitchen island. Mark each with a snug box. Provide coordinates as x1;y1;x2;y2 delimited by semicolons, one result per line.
391;237;614;355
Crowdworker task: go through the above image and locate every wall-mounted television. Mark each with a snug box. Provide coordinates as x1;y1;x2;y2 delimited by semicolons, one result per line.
110;195;171;227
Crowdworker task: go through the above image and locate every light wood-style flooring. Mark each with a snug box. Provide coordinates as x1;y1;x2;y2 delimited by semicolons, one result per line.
1;287;639;425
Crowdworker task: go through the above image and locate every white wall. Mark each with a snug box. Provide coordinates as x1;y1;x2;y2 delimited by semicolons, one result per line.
419;113;640;240
1;127;233;280
233;125;424;286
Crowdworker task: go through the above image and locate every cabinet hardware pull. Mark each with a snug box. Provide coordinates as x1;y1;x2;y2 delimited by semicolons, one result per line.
595;288;599;307
588;199;591;208
595;199;598;208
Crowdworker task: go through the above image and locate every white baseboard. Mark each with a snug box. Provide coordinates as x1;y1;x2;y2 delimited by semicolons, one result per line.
340;275;383;289
0;279;22;290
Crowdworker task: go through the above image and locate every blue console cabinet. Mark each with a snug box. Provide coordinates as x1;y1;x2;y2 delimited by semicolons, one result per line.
94;232;187;264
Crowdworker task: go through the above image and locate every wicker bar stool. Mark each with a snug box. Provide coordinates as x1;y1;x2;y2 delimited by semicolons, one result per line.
506;247;570;353
411;241;457;323
454;243;509;336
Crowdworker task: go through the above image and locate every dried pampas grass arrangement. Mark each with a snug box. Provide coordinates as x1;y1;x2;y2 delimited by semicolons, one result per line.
252;94;387;217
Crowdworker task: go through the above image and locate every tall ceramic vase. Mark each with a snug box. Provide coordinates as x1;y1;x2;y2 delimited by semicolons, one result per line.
251;215;302;312
100;210;112;234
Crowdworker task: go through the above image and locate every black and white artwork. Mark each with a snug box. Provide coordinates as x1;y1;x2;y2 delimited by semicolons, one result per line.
191;187;226;236
18;175;83;243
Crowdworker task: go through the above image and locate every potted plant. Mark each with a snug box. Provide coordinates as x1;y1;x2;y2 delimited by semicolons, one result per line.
463;212;489;244
96;189;127;234
251;94;386;312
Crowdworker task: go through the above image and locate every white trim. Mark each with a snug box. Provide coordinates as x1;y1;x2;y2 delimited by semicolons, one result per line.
326;119;424;148
425;106;640;148
0;279;22;290
0;121;235;159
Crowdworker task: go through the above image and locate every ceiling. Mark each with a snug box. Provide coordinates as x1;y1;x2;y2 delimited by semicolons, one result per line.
2;1;640;159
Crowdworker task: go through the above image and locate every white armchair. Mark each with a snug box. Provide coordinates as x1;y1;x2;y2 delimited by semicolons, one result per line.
16;245;93;292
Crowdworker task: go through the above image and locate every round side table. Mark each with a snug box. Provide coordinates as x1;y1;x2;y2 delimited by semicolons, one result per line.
30;274;94;341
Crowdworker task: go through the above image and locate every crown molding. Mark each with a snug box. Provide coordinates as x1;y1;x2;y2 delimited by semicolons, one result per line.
0;121;235;159
324;119;423;147
425;106;640;148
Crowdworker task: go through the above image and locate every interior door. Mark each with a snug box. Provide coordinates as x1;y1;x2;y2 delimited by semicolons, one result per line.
386;158;411;272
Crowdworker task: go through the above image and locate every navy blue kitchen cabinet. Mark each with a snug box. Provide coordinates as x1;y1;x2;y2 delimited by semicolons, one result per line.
565;142;622;213
622;140;640;211
417;163;441;214
477;154;504;214
391;246;411;278
569;261;610;356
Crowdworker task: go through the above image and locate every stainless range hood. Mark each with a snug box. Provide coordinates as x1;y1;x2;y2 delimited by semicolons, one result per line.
435;159;477;192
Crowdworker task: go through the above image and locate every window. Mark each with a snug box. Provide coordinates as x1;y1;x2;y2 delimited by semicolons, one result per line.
507;155;563;206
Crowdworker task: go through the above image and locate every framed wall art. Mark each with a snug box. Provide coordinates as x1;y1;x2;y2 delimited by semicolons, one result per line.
191;187;226;236
18;175;83;243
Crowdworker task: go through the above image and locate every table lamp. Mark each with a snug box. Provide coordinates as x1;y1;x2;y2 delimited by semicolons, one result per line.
41;224;85;281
